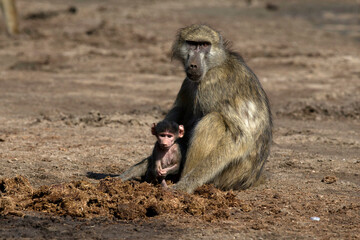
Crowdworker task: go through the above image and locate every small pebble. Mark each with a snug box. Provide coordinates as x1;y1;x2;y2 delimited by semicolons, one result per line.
310;217;320;221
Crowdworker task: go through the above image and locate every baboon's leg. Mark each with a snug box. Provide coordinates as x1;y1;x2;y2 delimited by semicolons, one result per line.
1;0;19;35
119;157;148;181
211;155;255;190
212;135;269;190
181;112;225;174
174;112;245;193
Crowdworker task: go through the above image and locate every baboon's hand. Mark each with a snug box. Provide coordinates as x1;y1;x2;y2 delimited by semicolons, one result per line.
171;175;197;193
171;183;188;193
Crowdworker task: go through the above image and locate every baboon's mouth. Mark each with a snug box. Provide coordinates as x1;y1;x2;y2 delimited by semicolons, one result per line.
186;72;202;81
159;145;171;150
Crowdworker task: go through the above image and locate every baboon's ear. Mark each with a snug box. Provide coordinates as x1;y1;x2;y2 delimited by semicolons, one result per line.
178;125;185;138
151;123;157;135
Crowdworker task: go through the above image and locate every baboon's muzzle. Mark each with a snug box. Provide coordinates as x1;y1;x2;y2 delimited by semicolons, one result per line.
186;52;203;81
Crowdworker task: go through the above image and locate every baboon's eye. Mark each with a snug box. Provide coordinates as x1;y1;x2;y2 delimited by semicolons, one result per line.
186;41;198;49
200;42;210;48
186;41;211;51
186;41;197;45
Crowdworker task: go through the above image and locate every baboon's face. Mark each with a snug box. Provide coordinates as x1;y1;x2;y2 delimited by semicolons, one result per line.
157;131;177;150
172;25;226;82
184;41;211;82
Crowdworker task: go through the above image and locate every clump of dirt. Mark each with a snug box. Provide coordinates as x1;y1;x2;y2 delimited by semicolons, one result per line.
276;101;360;120
0;176;33;195
9;59;50;71
24;6;77;20
321;176;337;184
0;176;33;217
0;176;246;222
34;111;160;127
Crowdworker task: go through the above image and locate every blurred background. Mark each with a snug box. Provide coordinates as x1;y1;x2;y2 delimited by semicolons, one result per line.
0;1;359;238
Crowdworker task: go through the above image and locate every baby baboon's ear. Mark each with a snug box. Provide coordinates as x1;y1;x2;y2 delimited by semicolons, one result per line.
178;125;185;138
151;123;157;135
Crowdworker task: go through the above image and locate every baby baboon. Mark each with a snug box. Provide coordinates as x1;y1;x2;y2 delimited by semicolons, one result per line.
145;120;184;188
1;0;19;35
121;24;272;194
119;121;184;185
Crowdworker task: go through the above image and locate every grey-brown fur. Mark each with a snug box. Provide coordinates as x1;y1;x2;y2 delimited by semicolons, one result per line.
120;24;272;193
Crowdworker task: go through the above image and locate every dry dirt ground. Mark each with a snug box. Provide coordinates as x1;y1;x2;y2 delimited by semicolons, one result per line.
0;0;359;239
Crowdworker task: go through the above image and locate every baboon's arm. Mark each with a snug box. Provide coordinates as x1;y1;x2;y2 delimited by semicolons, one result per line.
163;162;180;175
164;105;184;123
164;80;192;123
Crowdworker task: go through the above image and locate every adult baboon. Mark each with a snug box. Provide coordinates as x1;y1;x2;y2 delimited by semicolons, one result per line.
120;24;272;194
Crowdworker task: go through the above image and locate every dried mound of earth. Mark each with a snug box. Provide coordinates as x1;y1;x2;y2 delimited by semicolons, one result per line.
277;101;360;120
0;176;248;222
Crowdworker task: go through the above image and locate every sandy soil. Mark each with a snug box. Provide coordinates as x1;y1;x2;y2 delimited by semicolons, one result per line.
0;0;359;239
